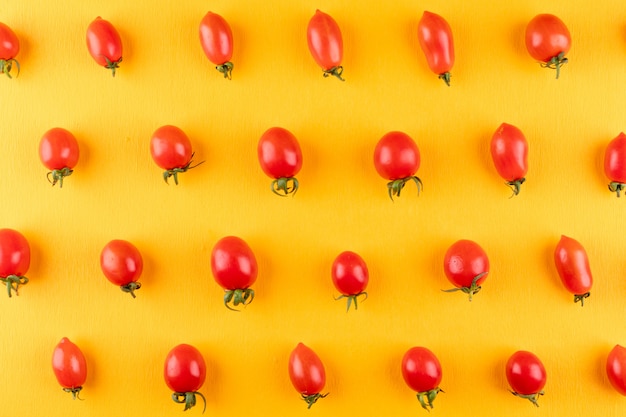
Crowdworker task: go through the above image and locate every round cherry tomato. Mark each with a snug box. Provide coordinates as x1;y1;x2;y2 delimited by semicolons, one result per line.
607;344;626;396
0;22;20;79
39;127;80;188
211;236;257;310
331;251;369;311
52;337;87;399
150;125;203;185
164;344;207;412
199;11;233;79
442;239;489;301
257;127;303;196
505;350;546;407
525;14;570;79
307;10;344;81
0;228;30;297
373;131;423;201
288;342;328;409
417;11;454;86
604;132;626;197
553;235;592;306
490;123;528;196
86;17;122;77
100;239;143;298
401;346;443;411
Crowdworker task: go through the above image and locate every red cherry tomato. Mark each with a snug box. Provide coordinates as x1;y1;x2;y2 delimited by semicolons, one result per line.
39;127;80;188
604;132;626;197
164;344;207;412
199;11;233;79
490;123;528;196
52;337;87;399
607;345;626;396
288;342;328;409
506;350;547;407
149;125;203;185
331;251;369;311
373;131;423;201
307;10;344;81
0;228;30;297
86;17;122;77
257;127;303;196
211;236;258;310
100;239;143;298
0;22;20;78
401;346;443;411
417;11;454;86
553;235;592;306
525;14;570;79
442;239;489;301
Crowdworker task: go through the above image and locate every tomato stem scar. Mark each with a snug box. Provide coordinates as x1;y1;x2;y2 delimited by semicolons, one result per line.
0;58;20;79
301;392;328;409
322;66;344;81
510;389;544;407
215;62;233;80
0;274;28;297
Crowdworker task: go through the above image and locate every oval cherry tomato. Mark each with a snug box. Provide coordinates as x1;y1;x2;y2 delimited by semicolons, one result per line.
553;235;592;306
442;239;489;301
331;251;369;311
417;11;454;86
150;125;203;185
86;17;122;77
373;131;423;201
164;344;207;412
490;123;528;196
52;337;87;399
211;236;257;310
604;132;626;197
257;127;303;196
199;11;233;79
506;350;546;407
525;14;570;79
39;127;80;188
0;228;30;297
401;346;443;411
288;342;328;409
100;239;143;298
307;10;344;81
607;344;626;396
0;22;20;78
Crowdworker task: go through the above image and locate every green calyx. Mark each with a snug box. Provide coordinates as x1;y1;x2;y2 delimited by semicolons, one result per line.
442;272;487;302
335;291;368;312
162;152;204;185
271;177;299;197
215;62;233;79
574;292;590;307
539;52;568;79
172;391;207;413
510;389;544;407
47;167;74;188
63;386;84;400
224;288;255;311
120;282;142;298
608;181;626;197
301;392;328;409
387;176;423;201
438;72;451;86
0;58;20;79
416;387;444;411
506;178;526;197
0;274;29;297
322;66;345;81
104;56;122;78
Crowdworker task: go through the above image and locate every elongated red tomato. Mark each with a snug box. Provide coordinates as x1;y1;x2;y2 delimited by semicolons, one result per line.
417;11;454;86
164;344;207;412
288;343;328;408
86;17;122;77
52;337;87;399
100;239;143;298
443;239;489;301
211;236;257;310
490;123;528;196
307;10;344;81
0;22;20;78
331;251;369;311
150;125;203;185
39;128;80;188
373;131;423;201
553;235;592;306
199;11;233;79
525;14;570;79
0;228;30;297
607;345;626;396
506;350;546;407
401;346;443;411
258;127;303;196
604;132;626;197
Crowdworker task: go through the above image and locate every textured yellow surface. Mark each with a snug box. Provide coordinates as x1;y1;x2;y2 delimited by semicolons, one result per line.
1;0;626;416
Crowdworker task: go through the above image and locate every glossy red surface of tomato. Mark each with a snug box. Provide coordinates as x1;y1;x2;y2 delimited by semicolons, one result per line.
52;337;87;399
258;127;303;196
0;228;30;278
401;346;443;410
39;128;80;170
211;236;258;290
607;345;626;396
374;131;420;180
0;22;19;60
100;239;143;298
86;17;122;77
490;123;528;195
525;14;570;78
417;11;454;86
331;251;369;295
288;342;327;408
164;344;206;393
506;350;546;406
307;10;344;80
604;132;626;196
150;125;192;170
199;11;233;79
443;239;489;287
554;235;593;305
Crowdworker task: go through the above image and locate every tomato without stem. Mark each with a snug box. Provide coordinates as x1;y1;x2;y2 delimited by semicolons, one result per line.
164;344;207;412
607;345;626;396
0;228;30;297
258;127;303;196
199;11;233;79
525;14;570;79
373;131;423;201
39;128;79;188
150;125;203;185
307;10;344;81
553;235;592;306
506;350;547;407
331;251;369;311
0;22;20;78
604;132;626;197
211;236;257;311
401;347;443;411
417;11;454;86
52;337;87;400
288;343;328;409
86;17;122;77
100;239;143;298
490;123;528;196
442;239;489;301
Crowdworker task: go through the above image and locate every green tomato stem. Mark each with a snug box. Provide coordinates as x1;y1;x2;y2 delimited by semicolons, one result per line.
104;56;122;77
0;58;20;79
301;392;328;409
438;72;451;86
441;272;487;301
416;387;443;411
510;389;544;407
334;291;368;312
0;274;29;297
608;181;626;197
47;167;74;188
574;292;590;307
172;391;206;413
162;152;204;185
271;177;299;196
322;66;345;81
386;176;423;201
120;282;141;298
506;178;526;197
539;52;568;79
215;62;233;79
223;288;255;311
62;386;84;400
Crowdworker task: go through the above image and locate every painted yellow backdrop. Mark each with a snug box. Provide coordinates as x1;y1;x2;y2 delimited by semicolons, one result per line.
1;0;626;416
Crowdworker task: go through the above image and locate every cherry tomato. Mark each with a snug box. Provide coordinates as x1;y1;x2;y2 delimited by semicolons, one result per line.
373;131;423;201
211;236;257;311
38;128;80;188
164;344;207;412
417;11;454;86
607;344;626;396
86;17;122;77
288;342;328;409
331;251;369;311
553;235;593;306
149;125;203;185
442;239;489;301
100;239;143;298
0;22;20;79
490;123;528;196
307;10;344;81
401;346;443;411
0;228;30;297
525;14;570;79
257;127;303;196
506;350;546;407
52;337;87;399
199;11;233;79
604;132;626;197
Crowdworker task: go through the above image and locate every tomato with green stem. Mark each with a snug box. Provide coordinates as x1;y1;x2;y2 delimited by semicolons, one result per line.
525;14;570;79
331;251;369;311
86;17;123;77
288;343;328;409
417;11;454;86
373;131;423;201
39;128;80;188
553;235;592;306
307;10;344;81
607;344;626;396
211;236;257;311
150;125;203;185
442;239;489;301
164;344;207;412
490;123;528;196
100;239;143;298
506;350;547;407
0;228;30;297
604;132;626;197
0;22;20;78
199;11;233;79
52;337;87;400
258;127;303;196
401;346;444;411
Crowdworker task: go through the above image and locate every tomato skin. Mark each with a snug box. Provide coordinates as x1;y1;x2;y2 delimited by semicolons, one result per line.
401;347;443;410
164;344;206;393
0;22;19;78
307;10;344;80
211;236;258;290
604;132;626;197
417;11;454;85
258;127;303;179
199;12;233;67
607;345;626;396
288;342;327;408
150;125;192;170
525;14;570;78
331;251;369;296
553;235;593;305
100;239;143;298
506;350;546;406
52;337;87;399
443;239;489;288
374;132;420;180
39;128;80;171
0;228;30;278
490;123;528;195
86;17;122;76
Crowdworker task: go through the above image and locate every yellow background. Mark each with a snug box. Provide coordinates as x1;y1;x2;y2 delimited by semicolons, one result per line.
1;0;626;416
